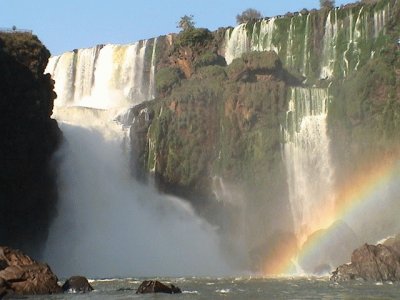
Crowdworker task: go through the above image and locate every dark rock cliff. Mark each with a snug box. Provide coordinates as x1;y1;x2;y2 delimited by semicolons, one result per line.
0;32;61;257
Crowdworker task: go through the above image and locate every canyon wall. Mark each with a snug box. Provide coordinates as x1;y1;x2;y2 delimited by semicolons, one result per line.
0;32;61;257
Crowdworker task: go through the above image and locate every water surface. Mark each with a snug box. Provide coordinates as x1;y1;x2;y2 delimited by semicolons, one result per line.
24;277;400;299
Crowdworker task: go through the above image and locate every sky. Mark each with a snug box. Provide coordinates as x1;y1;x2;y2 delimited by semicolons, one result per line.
1;0;352;56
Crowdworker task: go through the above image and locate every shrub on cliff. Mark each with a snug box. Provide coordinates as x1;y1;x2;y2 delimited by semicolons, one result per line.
177;15;195;32
0;32;50;76
193;51;226;70
175;27;213;48
320;0;335;10
155;67;183;96
193;65;227;81
236;8;263;24
242;51;282;71
227;51;282;80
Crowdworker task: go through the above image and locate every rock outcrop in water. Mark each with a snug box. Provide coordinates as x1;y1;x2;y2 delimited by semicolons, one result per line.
136;280;182;294
0;32;61;257
62;276;94;293
0;246;61;296
331;236;400;281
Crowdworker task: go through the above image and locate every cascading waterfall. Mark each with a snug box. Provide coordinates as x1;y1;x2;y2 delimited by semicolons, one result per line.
43;40;231;278
223;3;392;250
251;18;278;53
320;10;338;79
147;37;157;100
224;3;391;78
282;87;335;246
224;23;248;65
46;40;155;109
302;14;310;77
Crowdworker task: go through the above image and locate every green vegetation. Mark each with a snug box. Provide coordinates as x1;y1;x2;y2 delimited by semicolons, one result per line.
155;67;183;96
177;14;195;32
320;0;335;10
133;49;292;215
0;32;50;76
175;27;213;48
193;51;226;70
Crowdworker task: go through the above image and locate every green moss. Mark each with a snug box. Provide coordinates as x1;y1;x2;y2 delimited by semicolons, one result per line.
193;51;226;69
175;27;213;48
155;67;183;95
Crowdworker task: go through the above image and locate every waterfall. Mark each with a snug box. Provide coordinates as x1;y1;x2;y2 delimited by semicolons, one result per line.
45;40;156;109
320;10;338;79
283;87;335;246
251;18;278;53
224;24;248;65
286;18;295;69
147;38;157;100
302;14;310;77
43;41;231;277
223;3;391;78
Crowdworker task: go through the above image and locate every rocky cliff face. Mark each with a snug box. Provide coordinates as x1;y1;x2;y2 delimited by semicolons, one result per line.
0;32;61;257
44;0;400;273
129;0;400;271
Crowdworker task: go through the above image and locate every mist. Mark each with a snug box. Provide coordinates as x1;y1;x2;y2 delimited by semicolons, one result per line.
43;108;232;278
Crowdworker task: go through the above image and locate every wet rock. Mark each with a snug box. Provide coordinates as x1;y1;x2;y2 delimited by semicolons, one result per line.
0;277;13;298
62;276;93;293
136;280;182;294
0;246;62;296
300;221;360;274
331;242;400;282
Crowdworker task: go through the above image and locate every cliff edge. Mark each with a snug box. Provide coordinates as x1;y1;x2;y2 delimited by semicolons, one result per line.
0;31;61;257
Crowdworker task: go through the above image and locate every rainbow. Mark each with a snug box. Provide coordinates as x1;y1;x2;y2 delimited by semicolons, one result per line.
261;151;400;276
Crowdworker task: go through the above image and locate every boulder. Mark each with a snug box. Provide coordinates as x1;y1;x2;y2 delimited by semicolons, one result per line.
299;220;360;274
62;276;93;293
331;242;400;282
0;277;13;298
0;246;61;296
136;280;182;294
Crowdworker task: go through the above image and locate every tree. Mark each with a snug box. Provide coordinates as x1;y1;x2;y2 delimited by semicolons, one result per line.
236;8;263;24
177;15;195;32
320;0;335;9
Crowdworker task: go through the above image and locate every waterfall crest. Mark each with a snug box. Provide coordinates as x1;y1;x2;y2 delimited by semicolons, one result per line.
45;39;156;109
224;3;391;79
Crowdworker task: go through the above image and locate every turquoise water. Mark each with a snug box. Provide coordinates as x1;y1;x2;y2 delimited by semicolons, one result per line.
24;277;400;299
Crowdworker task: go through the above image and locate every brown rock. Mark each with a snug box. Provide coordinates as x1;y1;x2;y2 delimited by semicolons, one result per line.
0;246;62;296
331;242;400;282
136;280;181;294
62;276;93;293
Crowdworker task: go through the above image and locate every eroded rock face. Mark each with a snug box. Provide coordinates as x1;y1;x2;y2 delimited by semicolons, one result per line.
0;32;61;256
62;276;93;293
136;280;182;294
331;240;400;282
0;246;61;296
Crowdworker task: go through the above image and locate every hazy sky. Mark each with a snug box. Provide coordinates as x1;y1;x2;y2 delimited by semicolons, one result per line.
1;0;351;55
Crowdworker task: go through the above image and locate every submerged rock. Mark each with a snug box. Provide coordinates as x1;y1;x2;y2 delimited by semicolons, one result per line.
331;239;400;282
62;276;93;293
0;246;62;296
136;280;182;294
